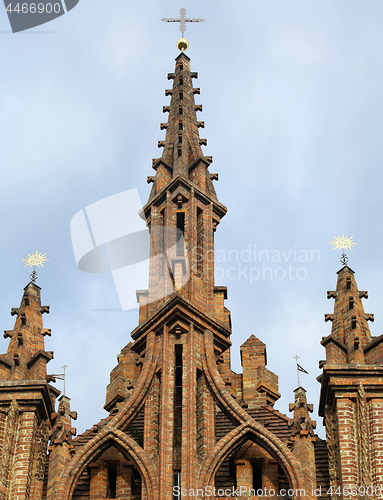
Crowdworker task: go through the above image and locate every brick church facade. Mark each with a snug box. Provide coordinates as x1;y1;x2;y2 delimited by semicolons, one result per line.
0;52;383;499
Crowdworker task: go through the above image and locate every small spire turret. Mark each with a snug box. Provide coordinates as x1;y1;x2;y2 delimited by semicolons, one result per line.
2;281;54;381
288;387;316;439
319;265;383;493
288;387;317;496
0;282;60;498
323;266;372;365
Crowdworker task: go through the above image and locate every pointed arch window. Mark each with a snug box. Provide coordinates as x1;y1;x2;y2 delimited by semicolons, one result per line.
197;208;203;277
106;462;117;499
176;212;185;257
253;459;263;490
351;316;357;329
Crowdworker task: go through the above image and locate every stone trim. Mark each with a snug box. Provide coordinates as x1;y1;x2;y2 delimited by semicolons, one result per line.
197;422;306;496
109;331;158;431
55;428;158;500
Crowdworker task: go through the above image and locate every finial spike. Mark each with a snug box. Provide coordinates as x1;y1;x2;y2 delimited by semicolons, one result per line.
22;252;49;283
329;234;357;266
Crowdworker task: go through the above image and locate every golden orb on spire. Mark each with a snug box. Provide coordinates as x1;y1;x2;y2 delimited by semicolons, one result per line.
177;38;189;51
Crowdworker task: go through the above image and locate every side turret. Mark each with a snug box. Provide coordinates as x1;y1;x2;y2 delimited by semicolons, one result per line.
0;282;54;381
0;281;61;500
319;265;383;498
322;265;373;365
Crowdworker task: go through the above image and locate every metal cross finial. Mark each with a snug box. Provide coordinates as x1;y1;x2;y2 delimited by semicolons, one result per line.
161;8;205;38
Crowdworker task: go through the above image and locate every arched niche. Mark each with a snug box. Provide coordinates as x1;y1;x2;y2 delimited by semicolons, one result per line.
215;439;292;498
198;424;305;498
72;444;142;499
57;429;158;500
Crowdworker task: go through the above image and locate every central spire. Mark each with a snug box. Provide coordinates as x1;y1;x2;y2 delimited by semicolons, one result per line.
149;52;217;199
163;53;204;176
139;53;228;322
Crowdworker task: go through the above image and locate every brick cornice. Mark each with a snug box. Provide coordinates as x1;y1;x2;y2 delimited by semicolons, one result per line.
142;174;227;219
202;329;250;427
336;265;355;275
0;379;59;420
321;334;347;352
318;364;383;416
175;51;191;63
0;354;12;369
199;332;306;490
131;292;231;346
109;331;158;431
255;380;281;402
26;349;54;369
197;421;306;496
54;427;159;500
151;157;173;172
62;334;160;499
364;333;383;354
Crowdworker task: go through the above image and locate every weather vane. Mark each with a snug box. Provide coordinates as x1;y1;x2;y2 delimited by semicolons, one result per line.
51;364;68;396
294;355;308;387
22;251;49;283
329;234;357;266
161;8;205;52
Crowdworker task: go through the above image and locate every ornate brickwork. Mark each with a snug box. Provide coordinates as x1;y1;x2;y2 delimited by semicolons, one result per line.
0;401;19;489
49;396;77;452
357;383;372;487
7;50;383;500
324;412;338;489
35;420;50;481
39;52;318;500
320;265;383;499
0;280;60;500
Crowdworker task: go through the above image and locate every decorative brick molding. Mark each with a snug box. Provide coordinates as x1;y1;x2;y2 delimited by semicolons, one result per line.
197;422;306;496
0;51;343;499
320;265;383;498
0;400;19;490
51;428;158;500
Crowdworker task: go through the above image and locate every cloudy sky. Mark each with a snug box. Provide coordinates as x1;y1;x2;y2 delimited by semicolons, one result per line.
1;0;383;439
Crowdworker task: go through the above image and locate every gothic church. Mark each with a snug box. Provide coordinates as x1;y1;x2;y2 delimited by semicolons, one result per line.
0;50;382;500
